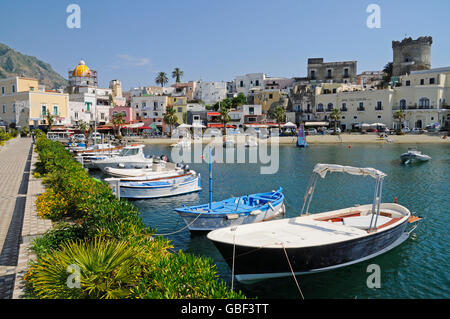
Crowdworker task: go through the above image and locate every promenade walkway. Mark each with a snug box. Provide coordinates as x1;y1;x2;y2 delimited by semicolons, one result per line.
0;137;52;299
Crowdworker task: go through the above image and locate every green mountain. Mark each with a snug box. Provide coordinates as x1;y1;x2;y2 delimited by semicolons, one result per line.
0;43;68;89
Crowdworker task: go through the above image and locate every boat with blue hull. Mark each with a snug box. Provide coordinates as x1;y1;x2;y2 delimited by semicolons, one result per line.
207;164;421;283
106;172;201;199
175;188;285;232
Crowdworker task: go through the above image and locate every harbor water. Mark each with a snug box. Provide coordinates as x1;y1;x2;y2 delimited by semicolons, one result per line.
100;143;449;298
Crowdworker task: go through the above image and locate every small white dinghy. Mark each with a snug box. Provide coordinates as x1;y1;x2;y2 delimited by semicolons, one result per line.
400;148;431;164
207;163;422;283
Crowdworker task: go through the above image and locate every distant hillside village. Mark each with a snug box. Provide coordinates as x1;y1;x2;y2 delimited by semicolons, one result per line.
0;36;449;133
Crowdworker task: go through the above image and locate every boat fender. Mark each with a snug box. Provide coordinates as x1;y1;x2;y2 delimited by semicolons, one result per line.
250;210;262;216
226;214;239;220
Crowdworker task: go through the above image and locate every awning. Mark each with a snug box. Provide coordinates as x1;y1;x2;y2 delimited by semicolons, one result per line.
207;123;236;128
125;122;144;128
283;122;297;128
313;164;387;179
304;121;329;126
208;112;221;116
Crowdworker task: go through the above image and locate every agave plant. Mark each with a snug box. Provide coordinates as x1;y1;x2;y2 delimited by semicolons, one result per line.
28;237;142;299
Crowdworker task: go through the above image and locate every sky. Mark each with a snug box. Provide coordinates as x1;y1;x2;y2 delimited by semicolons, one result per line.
1;0;449;90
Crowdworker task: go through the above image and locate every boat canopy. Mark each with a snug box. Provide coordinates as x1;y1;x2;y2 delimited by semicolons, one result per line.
313;164;387;180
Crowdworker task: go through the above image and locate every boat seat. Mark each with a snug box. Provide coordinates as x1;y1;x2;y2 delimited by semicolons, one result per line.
342;215;392;230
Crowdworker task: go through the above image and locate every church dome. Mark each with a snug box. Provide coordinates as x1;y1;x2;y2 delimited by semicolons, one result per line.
72;60;91;77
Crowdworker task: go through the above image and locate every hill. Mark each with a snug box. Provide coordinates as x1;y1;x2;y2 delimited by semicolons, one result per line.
0;43;68;89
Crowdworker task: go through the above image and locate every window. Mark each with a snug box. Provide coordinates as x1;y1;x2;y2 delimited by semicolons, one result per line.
317;103;324;112
2;105;5;113
429;78;435;84
420;79;425;85
405;80;411;86
327;69;332;78
376;101;383;110
269;94;273;99
85;102;91;112
399;99;407;110
341;103;347;111
358;102;365;111
255;80;259;86
12;85;15;93
177;107;182;113
30;87;34;91
53;106;58;115
249;107;254;115
419;97;430;109
101;113;105;120
240;81;243;87
332;88;337;94
12;103;15;113
74;112;79;119
41;105;47;116
327;103;333;111
344;68;349;78
310;70;315;79
142;102;146;108
1;86;4;95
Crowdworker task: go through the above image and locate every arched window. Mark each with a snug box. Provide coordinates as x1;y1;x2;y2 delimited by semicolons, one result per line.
419;97;430;109
317;103;324;112
399;99;407;110
327;103;334;111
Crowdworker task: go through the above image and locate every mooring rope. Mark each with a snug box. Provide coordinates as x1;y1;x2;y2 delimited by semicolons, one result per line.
153;211;204;236
280;242;305;300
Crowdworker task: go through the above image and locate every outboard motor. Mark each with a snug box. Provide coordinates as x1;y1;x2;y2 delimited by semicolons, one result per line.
183;164;190;173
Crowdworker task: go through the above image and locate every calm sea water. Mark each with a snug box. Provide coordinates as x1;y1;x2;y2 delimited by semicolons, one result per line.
97;142;450;299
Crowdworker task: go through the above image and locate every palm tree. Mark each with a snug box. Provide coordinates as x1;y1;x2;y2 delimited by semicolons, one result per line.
219;105;231;135
45;113;54;131
77;120;88;137
163;106;178;137
273;106;285;131
330;108;342;134
112;113;125;137
155;72;169;87
393;110;406;133
382;62;393;87
172;68;184;83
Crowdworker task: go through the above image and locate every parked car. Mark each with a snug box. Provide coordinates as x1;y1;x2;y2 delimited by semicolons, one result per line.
306;128;317;135
411;128;423;134
325;128;341;134
401;127;411;133
89;132;102;141
72;134;86;142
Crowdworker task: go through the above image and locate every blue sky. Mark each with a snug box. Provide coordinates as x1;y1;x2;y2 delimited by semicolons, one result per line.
1;0;449;89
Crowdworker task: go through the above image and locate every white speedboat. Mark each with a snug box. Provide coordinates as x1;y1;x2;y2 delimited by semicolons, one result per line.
244;136;258;147
105;170;201;199
105;161;184;178
223;136;235;148
92;144;156;172
207;163;421;283
400;148;431;164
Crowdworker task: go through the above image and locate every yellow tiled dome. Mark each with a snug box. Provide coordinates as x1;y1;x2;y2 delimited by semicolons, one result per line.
72;60;90;77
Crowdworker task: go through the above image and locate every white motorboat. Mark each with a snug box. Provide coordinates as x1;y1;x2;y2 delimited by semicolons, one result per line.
92;144;156;172
223;136;235;148
105;170;201;199
105;161;184;178
244;136;258;147
400;148;431;164
207;163;421;283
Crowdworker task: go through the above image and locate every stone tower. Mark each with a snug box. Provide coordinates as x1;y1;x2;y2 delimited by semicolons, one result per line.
392;36;432;76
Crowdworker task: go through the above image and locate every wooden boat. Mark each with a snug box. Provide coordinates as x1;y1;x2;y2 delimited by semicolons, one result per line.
400;148;431;164
175;188;285;232
207;163;421;283
105;171;201;199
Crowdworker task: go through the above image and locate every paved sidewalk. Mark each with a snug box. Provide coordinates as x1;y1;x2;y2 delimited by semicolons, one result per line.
0;137;52;299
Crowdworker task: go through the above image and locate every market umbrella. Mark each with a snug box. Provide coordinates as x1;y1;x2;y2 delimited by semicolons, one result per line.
283;122;296;128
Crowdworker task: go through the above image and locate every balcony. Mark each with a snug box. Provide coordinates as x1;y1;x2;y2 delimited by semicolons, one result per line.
375;106;383;111
357;107;365;111
340;107;348;112
316;108;324;113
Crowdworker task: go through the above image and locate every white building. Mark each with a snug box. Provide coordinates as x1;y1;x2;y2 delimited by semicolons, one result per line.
131;95;168;121
234;73;266;96
194;81;227;105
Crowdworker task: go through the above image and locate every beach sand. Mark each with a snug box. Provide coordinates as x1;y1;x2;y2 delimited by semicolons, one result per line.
126;133;449;145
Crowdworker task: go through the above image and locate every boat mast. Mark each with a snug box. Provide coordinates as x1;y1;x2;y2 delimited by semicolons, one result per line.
209;147;212;210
